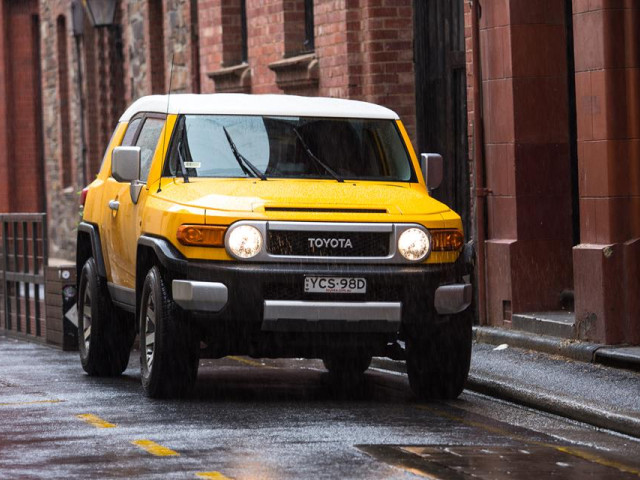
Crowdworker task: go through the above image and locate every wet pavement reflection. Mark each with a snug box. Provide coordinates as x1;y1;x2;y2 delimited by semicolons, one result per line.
0;336;638;479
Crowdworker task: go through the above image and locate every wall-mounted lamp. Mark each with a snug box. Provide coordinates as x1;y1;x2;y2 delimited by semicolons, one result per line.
82;0;117;28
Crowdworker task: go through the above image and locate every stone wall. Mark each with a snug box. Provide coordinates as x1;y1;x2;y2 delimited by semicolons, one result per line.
40;0;84;260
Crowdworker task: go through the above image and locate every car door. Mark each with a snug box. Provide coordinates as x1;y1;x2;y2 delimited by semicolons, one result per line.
116;115;166;284
102;114;166;291
101;116;143;290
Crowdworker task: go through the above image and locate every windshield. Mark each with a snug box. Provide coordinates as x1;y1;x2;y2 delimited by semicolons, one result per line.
165;115;416;182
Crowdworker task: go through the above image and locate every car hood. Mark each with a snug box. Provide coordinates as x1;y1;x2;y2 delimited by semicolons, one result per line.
156;178;452;216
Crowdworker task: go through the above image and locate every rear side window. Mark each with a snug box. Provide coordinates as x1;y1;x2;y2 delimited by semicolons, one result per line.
121;117;142;146
135;118;165;182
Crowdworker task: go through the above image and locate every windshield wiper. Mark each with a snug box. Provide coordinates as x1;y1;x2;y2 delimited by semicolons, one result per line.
292;127;343;183
222;126;267;181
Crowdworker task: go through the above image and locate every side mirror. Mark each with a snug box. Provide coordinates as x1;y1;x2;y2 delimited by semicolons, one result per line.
112;146;141;183
420;153;443;191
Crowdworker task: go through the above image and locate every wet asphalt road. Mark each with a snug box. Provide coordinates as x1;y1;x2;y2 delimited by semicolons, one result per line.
0;335;639;479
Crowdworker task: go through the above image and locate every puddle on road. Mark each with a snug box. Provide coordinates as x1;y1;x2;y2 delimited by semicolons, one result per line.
358;445;640;479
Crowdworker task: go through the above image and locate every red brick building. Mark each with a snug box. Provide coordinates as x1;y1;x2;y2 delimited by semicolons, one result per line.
465;0;639;346
0;0;637;346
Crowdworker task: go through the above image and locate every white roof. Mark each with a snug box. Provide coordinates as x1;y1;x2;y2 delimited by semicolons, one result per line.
119;94;399;122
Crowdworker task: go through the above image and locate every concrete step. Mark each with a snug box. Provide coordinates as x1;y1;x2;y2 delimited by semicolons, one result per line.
511;311;576;339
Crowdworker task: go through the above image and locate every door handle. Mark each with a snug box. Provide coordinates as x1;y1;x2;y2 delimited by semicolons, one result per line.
108;200;120;211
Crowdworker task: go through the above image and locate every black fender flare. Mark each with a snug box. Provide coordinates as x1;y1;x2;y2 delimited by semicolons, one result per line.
77;221;107;278
137;235;188;275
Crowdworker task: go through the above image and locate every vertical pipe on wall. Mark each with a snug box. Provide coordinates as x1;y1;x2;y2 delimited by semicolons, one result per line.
470;0;487;324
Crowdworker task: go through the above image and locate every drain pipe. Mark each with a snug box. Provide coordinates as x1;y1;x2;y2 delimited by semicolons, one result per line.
470;0;488;325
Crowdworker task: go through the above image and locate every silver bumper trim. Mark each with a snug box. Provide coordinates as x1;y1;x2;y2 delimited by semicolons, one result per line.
434;283;472;314
172;280;228;312
262;300;402;332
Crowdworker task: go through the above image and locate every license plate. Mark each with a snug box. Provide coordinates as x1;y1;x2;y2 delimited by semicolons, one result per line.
304;277;367;294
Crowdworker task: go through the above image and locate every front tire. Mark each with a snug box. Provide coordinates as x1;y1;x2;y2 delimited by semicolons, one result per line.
139;266;199;398
77;258;131;376
406;310;472;400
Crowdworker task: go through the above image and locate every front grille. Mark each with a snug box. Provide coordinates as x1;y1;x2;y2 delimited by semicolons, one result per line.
267;231;390;257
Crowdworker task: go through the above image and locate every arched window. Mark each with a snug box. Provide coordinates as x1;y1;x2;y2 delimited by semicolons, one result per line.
57;15;73;189
148;0;166;93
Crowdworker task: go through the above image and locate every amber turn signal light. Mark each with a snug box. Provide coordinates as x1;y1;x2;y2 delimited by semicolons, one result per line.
177;225;226;247
431;229;464;251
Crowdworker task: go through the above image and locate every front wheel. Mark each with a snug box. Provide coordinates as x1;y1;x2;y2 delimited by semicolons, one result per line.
139;266;199;398
406;309;472;400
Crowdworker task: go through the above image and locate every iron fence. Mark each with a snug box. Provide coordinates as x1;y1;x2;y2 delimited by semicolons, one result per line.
0;214;48;339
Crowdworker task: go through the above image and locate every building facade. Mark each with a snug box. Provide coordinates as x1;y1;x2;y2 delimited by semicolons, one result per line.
465;0;639;346
0;0;637;346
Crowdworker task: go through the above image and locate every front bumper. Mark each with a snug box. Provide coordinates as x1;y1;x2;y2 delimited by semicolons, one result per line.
141;235;472;334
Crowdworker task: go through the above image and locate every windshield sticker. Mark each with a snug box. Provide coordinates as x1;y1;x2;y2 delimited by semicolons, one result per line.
183;162;201;169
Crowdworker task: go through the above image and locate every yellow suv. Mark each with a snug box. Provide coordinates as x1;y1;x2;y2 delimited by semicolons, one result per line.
76;94;474;399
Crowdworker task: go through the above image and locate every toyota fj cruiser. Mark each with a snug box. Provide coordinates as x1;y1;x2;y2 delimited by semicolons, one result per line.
76;94;474;399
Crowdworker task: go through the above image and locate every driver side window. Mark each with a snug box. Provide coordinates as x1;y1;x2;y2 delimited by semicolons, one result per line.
135;118;165;182
121;117;142;147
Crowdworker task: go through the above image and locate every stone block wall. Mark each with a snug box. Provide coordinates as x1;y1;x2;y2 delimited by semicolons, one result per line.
40;0;85;260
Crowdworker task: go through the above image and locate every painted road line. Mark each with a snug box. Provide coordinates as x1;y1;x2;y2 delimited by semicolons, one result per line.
227;356;273;369
131;440;180;457
0;399;63;406
76;413;116;428
195;472;234;479
416;405;640;477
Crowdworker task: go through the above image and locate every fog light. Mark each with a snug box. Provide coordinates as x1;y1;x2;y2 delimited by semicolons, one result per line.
227;225;263;259
398;228;431;261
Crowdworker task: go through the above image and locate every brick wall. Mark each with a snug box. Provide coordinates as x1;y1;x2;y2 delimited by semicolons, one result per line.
0;0;45;214
199;0;416;139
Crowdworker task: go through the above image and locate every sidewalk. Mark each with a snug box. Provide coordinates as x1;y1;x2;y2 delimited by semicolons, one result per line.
372;331;640;439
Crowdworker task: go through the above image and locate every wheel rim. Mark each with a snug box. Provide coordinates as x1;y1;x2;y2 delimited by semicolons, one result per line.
144;291;157;370
82;282;92;352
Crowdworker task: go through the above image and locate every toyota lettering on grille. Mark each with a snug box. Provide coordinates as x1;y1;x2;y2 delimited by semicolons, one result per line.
307;238;353;249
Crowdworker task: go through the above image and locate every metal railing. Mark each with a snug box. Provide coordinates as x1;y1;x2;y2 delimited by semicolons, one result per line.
0;214;48;339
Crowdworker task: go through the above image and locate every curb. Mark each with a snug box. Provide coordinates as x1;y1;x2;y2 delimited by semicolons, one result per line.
473;326;640;372
472;326;602;363
370;356;640;439
466;372;640;439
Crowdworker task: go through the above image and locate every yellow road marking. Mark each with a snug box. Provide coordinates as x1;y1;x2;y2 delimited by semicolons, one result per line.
415;405;640;477
0;399;63;406
227;356;272;369
76;413;116;428
555;446;640;477
132;439;180;457
195;472;233;479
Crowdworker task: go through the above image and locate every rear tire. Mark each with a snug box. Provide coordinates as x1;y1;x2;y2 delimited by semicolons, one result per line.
77;258;132;376
406;310;472;400
139;266;199;398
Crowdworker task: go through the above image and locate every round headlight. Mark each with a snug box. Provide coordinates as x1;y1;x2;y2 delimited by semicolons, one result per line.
227;225;263;259
398;228;431;261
